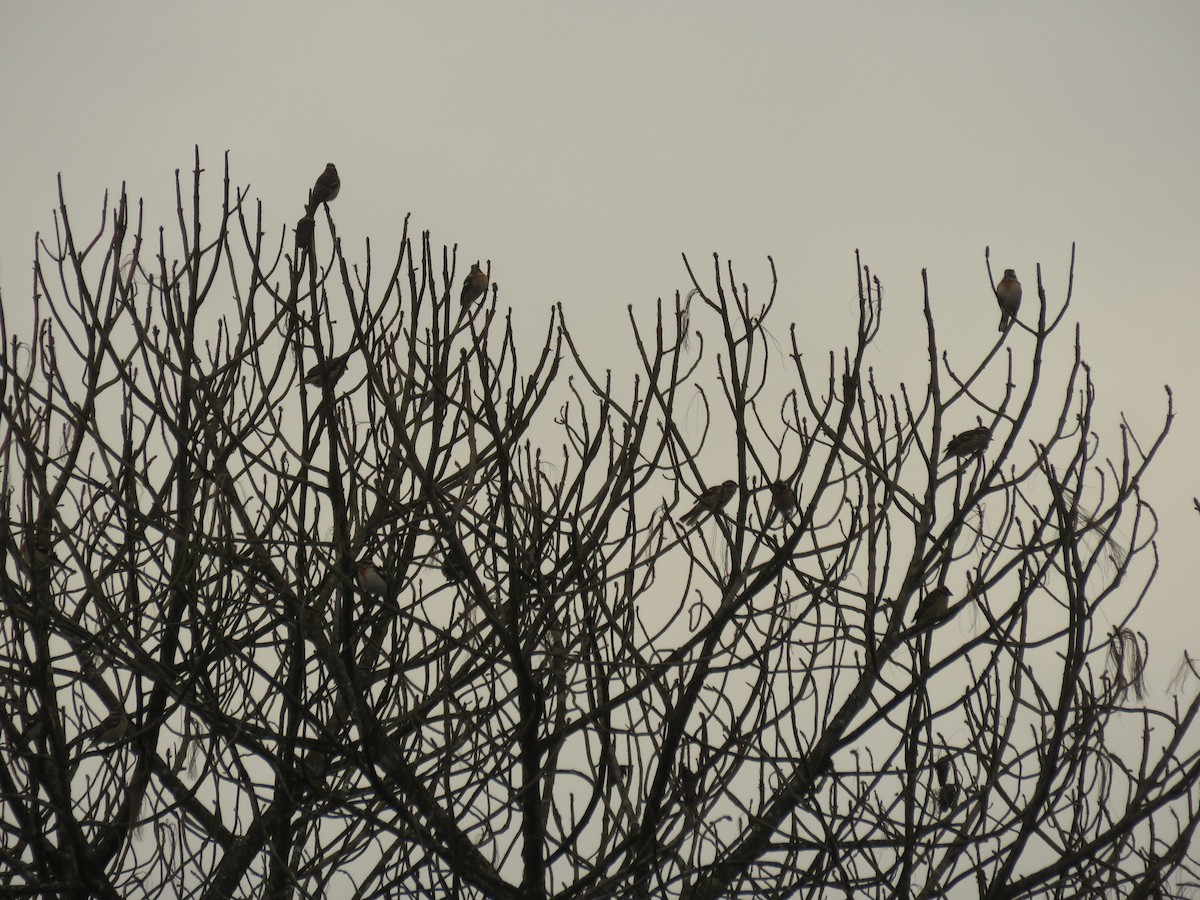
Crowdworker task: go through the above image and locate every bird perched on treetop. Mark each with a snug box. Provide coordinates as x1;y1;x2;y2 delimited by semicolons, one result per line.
295;215;315;255
943;426;990;461
680;480;738;524
913;585;951;627
355;561;388;597
995;269;1021;332
307;163;340;216
302;350;353;388
460;262;488;306
769;480;796;517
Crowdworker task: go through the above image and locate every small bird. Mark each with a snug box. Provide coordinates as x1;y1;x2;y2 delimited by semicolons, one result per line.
769;480;797;517
913;586;951;627
995;269;1021;332
938;782;960;812
295;215;315;255
460;262;488;306
355;561;388;597
676;764;702;808
943;426;990;461
935;756;953;787
92;711;132;745
20;538;68;571
302;350;353;388
307;163;340;215
441;557;467;583
680;480;738;524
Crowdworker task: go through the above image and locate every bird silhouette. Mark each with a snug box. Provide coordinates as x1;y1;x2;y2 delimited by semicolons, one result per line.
92;712;132;745
441;557;468;583
912;586;951;627
295;215;315;256
460;262;488;306
356;561;388;597
302;350;353;388
306;163;340;216
995;269;1022;332
680;480;738;524
943;426;990;461
769;480;797;517
21;538;69;572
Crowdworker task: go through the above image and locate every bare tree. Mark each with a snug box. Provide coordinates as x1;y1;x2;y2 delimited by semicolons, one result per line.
1;151;1197;899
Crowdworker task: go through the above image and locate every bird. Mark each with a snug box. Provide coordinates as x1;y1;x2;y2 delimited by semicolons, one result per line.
302;350;353;388
294;215;315;255
441;557;467;583
913;586;951;627
307;163;340;215
769;480;797;517
355;561;388;597
943;426;990;461
20;538;68;571
92;711;132;745
680;480;738;524
938;783;960;812
460;262;488;306
677;764;699;807
995;269;1021;332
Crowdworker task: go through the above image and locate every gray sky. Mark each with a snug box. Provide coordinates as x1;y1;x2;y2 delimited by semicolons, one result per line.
2;2;1198;678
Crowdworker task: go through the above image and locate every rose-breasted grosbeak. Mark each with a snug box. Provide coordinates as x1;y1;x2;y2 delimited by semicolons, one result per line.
21;538;68;571
356;561;388;597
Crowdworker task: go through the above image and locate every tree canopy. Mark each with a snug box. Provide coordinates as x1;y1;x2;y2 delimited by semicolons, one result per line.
1;152;1197;899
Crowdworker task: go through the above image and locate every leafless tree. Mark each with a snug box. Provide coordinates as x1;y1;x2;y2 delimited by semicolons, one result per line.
1;151;1198;899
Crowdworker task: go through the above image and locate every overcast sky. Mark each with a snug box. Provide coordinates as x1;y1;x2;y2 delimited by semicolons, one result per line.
2;2;1197;680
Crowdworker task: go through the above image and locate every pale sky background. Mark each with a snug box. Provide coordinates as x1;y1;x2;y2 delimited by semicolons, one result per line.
2;2;1198;684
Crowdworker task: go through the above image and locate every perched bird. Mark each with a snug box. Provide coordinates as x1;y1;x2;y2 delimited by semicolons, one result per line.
355;561;388;597
460;262;489;306
92;711;132;745
441;557;467;583
307;163;340;215
913;586;952;627
769;480;797;517
21;538;68;571
943;426;991;461
680;480;738;524
935;756;953;788
677;764;699;807
995;269;1021;332
302;350;353;388
294;215;315;255
938;782;960;812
